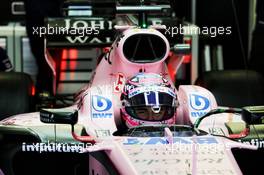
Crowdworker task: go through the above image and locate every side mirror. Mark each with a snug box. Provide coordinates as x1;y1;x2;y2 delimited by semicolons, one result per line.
40;108;95;143
242;106;264;125
40;108;78;125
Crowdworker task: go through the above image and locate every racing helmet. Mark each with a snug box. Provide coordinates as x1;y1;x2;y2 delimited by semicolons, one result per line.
120;73;178;128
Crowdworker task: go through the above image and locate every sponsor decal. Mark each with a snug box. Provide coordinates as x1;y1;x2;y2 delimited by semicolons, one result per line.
130;73;165;85
123;137;218;145
92;95;112;112
190;94;210;110
46;18;114;44
64;19;113;30
124;84;135;92
95;129;111;137
238;139;264;148
64;19;112;45
116;34;125;47
133;158;224;166
65;36;112;44
208;127;225;136
139;169;234;175
0;114;40;126
128;86;175;98
22;142;92;153
91;95;112;118
189;94;210;117
114;73;125;93
1;119;16;125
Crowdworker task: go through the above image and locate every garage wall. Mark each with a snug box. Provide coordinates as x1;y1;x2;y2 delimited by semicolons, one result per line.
196;0;251;70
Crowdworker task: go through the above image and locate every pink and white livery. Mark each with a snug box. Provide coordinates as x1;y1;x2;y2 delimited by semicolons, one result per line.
0;7;256;175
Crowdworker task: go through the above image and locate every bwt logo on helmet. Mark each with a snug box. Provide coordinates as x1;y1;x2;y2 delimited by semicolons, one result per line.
190;94;210;117
92;95;112;118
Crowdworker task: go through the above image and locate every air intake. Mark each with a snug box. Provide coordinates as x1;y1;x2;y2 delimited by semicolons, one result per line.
123;34;167;63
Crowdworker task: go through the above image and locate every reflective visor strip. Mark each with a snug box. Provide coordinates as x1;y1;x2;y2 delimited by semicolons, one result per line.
155;91;160;106
144;92;149;105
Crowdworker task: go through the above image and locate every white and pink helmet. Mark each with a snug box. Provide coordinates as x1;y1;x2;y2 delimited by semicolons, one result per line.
120;73;178;128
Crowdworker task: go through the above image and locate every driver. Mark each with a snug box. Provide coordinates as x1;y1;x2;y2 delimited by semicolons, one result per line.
120;73;178;128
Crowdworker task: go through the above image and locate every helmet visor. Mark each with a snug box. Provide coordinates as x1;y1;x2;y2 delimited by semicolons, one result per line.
125;105;175;121
125;90;176;121
129;91;175;106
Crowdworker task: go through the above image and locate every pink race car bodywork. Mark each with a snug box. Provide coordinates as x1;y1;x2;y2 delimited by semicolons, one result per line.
76;27;218;134
0;26;257;175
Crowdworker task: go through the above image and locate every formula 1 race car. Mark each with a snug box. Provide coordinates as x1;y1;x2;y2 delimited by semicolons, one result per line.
0;2;264;175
